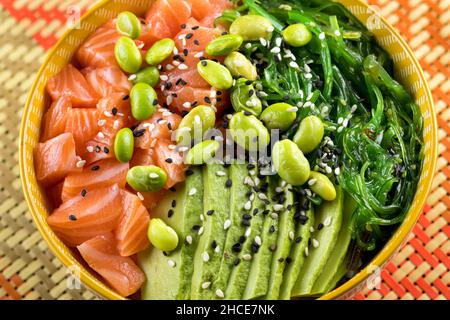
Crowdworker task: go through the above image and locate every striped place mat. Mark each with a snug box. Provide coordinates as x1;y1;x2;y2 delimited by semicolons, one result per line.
0;0;448;300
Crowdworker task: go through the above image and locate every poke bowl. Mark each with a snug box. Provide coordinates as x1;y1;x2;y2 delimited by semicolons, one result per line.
19;0;437;300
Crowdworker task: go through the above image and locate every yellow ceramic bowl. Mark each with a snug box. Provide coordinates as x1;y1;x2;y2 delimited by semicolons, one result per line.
19;0;437;300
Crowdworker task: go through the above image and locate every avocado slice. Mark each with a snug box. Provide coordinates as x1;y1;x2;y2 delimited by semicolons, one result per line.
265;182;296;299
278;199;314;300
226;165;267;299
311;192;355;294
291;186;344;297
138;167;203;300
324;259;348;293
212;163;253;298
191;164;231;299
242;177;278;300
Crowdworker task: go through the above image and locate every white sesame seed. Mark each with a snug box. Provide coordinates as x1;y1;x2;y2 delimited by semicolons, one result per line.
322;105;329;114
242;254;252;261
76;160;86;168
158;119;167;125
166;64;174;71
259;38;267;46
267;26;275;33
271;212;279;219
97;132;105;139
177;146;189;152
275;37;283;47
215;289;224;298
337;126;344;133
128;74;137;81
86;146;94;153
200;214;204;221
167;259;176;268
305;247;309;256
113;120;120;129
289;61;299;69
202;252;210;262
255;236;262;246
289;231;295;241
168;144;176;150
350;104;358;113
178;63;188;70
183;102;191;108
150;139;157;148
297;101;304;108
245;43;252;49
216;171;226;177
245;227;251;238
244;201;252;211
244;176;255;187
224;219;231;230
310;226;315;233
149;173;159;179
343;118;349;127
305;189;312;197
304;64;311;73
305;73;313;79
335;167;341;175
287;107;298;113
337;117;343;124
160;75;169;81
279;4;292;10
178;34;186;40
186;235;193;244
249;193;255;201
97;119;106;126
249;170;256;176
258;193;268;200
214;245;221;253
194;115;201;124
334;30;341;37
173;47;178;55
189;188;197;196
308;179;317;186
194;51;204;58
319;32;326;40
201;282;211;289
324;216;332;227
280;180;287;188
172;60;180;66
325;166;333;174
270;47;281;54
312;239;319;248
137;192;144;201
198;226;204;236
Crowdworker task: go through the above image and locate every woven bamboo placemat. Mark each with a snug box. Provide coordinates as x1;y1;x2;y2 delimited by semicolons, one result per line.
0;0;448;300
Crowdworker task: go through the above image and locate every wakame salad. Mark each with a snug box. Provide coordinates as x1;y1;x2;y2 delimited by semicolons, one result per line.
37;0;423;299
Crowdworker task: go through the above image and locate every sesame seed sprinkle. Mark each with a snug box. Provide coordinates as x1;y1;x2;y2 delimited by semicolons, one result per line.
254;236;262;246
202;252;210;262
186;235;193;244
189;188;197;196
242;254;252;261
167;259;176;268
215;289;224;298
224;219;231;230
128;74;137;81
312;239;319;248
201;282;211;289
137;192;144;201
198;226;204;236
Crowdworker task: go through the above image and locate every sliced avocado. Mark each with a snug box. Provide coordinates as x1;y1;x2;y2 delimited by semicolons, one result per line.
324;259;348;293
191;164;231;299
311;192;355;294
279;199;314;300
242;177;278;300
226;165;267;299
139;168;203;300
291;186;344;297
265;182;296;300
212;163;252;298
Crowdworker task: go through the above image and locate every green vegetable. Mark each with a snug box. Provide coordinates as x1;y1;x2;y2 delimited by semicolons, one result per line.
114;128;134;163
176;105;216;146
185;140;220;165
229;15;274;41
282;23;312;47
133;66;160;87
147;218;179;252
130;83;157;121
206;34;244;56
229;111;270;151
126;165;168;193
260;103;297;131
114;36;142;73
224;52;258;81
230;78;262;116
145;38;175;66
272;139;310;186
197;60;233;90
293;115;324;154
309;171;336;201
116;11;141;39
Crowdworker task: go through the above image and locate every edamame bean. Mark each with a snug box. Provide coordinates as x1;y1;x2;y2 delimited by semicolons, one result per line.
282;23;312;47
176;105;216;146
308;171;336;201
133;66;160;87
130;83;158;121
224;52;257;81
229;111;270;151
145;38;175;66
229;15;274;41
197;60;233;90
260;103;297;131
114;36;142;73
272;139;310;186
116;11;141;39
231;78;262;116
186;140;220;165
293;115;324;153
126;165;168;193
147;218;179;251
206;34;244;56
114;128;134;163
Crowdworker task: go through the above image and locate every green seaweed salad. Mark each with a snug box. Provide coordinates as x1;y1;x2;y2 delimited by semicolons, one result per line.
219;0;423;271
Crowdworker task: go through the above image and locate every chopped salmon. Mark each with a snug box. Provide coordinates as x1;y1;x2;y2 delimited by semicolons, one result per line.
153;139;186;188
115;191;150;257
65;108;99;155
83;66;131;98
130;148;156;168
41;96;72;142
46;64;98;108
61;159;129;202
47;184;122;246
77;233;145;297
35;133;80;187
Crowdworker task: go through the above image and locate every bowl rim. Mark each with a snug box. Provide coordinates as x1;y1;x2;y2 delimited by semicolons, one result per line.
19;0;438;300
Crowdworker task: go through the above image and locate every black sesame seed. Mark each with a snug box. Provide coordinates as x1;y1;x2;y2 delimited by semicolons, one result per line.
122;95;129;100
308;239;312;246
206;210;215;216
269;225;275;233
286;204;293;211
103;147;109;154
194;40;200;45
192;225;201;230
243;214;252;220
232;243;242;253
165;158;173;163
318;223;324;230
241;219;251;227
225;179;232;188
191;101;198;107
283;95;290;101
217;91;222;96
81;189;87;197
183;49;189;56
176;78;182;85
192;25;200;30
204;96;211;104
248;89;254;97
186;33;193;39
211;240;217;249
133;129;146;137
185;169;194;176
244;111;252;116
286;257;292;264
245;80;252;85
169;186;177;192
162;251;168;256
247;164;256;170
165;82;173;90
181;24;186;29
69;214;77;221
111;107;118;115
295;236;302;243
233;258;241;266
91;165;100;171
167;122;173;130
253;208;259;216
201;60;207;67
278;257;284;263
238;236;246;244
221;31;228;35
251;242;260;253
168;209;174;218
262;209;270;215
95;146;101;153
172;93;178;98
